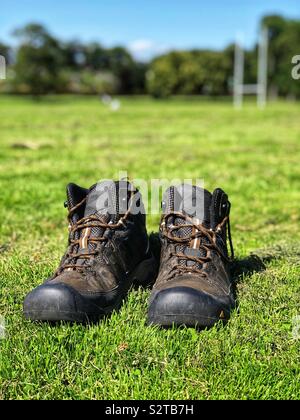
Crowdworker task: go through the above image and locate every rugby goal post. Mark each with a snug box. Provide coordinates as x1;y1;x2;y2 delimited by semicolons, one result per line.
233;27;268;109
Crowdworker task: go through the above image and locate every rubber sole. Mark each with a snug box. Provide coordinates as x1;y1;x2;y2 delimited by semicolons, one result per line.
24;252;157;323
23;309;105;323
147;286;232;329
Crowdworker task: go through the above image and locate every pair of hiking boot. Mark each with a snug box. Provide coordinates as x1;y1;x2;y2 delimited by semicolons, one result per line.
23;180;235;328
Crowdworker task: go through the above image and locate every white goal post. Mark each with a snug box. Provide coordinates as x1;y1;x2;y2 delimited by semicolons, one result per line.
233;27;268;109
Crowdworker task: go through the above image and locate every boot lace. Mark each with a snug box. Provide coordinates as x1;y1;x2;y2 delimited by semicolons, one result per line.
160;211;234;278
58;196;131;273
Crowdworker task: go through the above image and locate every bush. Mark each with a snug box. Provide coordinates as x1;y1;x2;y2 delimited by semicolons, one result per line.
68;70;119;94
146;50;232;97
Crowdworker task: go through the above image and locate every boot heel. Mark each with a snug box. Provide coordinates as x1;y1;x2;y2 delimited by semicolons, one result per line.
129;253;158;288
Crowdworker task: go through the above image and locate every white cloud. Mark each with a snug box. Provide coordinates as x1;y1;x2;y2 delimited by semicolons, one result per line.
129;39;155;53
128;39;169;61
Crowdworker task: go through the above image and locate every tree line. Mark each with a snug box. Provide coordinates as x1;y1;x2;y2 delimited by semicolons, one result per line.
0;15;299;98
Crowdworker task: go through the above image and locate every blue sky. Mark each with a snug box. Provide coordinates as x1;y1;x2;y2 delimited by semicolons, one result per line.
1;0;299;60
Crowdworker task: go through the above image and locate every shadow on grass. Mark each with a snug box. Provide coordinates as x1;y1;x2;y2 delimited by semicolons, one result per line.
149;232;161;267
230;254;266;307
231;254;266;284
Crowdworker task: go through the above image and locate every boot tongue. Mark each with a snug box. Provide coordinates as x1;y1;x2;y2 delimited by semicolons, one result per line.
84;179;134;221
162;184;212;231
85;181;118;223
162;184;212;269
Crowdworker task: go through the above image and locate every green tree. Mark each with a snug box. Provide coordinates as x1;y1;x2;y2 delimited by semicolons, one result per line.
147;50;232;97
62;42;146;94
12;23;67;95
85;42;109;70
62;40;87;69
106;47;138;94
262;15;300;97
147;52;187;97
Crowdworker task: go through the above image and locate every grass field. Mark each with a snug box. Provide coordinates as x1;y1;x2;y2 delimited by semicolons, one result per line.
0;95;300;400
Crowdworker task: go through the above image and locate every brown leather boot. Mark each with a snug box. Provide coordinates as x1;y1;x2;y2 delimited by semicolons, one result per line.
148;184;234;328
24;180;157;322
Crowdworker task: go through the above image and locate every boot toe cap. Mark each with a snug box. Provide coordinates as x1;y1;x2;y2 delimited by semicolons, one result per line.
148;286;232;328
23;283;80;321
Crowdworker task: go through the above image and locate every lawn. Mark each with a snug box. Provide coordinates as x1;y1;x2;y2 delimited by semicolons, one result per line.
0;95;299;400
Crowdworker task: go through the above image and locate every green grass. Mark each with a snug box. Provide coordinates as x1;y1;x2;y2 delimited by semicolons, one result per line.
0;95;300;400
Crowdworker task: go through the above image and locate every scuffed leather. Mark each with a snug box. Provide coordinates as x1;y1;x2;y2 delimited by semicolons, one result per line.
153;233;234;304
47;212;149;294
